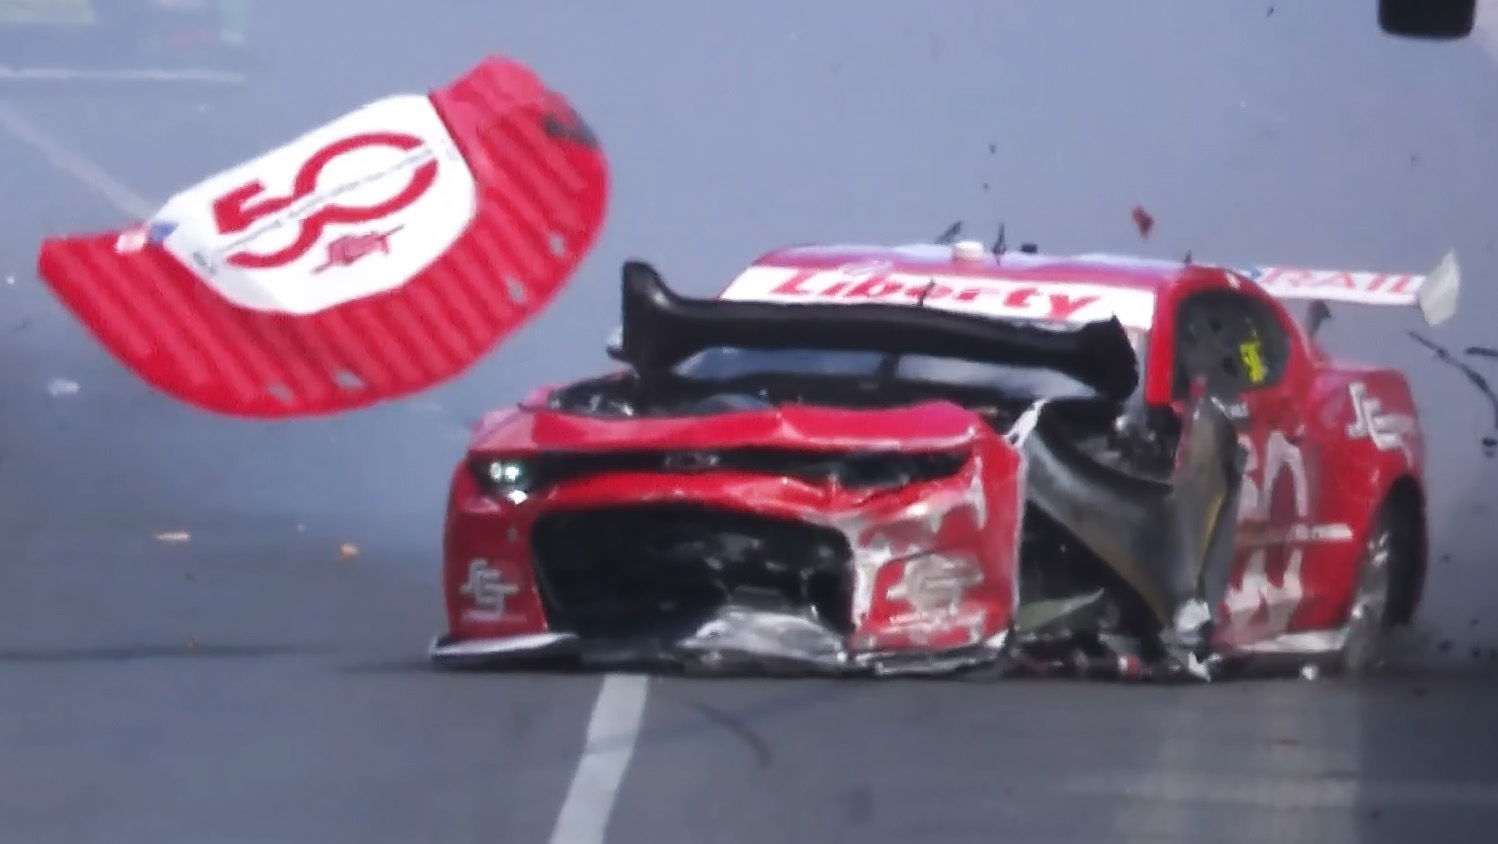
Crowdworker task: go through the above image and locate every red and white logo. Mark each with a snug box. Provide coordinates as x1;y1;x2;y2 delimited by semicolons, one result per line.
312;226;405;274
153;95;478;315
35;55;613;418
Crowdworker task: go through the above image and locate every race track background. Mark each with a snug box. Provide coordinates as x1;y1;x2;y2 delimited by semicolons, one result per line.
4;2;1498;842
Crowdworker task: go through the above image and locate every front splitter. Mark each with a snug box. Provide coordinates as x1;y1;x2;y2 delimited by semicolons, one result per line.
429;607;1013;677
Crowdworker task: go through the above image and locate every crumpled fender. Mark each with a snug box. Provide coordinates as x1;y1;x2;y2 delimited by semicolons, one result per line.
1019;398;1244;634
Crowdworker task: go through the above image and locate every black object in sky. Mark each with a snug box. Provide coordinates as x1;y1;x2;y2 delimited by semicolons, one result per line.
1379;0;1477;39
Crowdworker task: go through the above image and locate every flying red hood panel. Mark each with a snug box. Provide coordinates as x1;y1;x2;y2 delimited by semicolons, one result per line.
469;400;991;454
34;55;608;418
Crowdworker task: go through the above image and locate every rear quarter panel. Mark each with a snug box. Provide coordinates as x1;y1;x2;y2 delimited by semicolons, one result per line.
1293;361;1425;630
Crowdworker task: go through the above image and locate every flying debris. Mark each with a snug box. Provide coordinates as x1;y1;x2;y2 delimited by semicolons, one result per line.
1131;205;1155;239
1410;331;1498;455
35;55;610;418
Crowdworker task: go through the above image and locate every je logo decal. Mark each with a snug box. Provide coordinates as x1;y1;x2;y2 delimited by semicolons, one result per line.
459;559;520;621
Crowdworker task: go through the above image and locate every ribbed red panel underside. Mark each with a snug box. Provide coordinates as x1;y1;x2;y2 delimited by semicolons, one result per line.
35;55;609;418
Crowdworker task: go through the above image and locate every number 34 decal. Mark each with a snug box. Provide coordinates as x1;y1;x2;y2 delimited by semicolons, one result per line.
210;132;438;270
1223;431;1352;640
1225;431;1309;634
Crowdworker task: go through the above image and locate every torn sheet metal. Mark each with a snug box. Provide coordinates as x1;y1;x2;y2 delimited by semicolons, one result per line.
1019;397;1242;661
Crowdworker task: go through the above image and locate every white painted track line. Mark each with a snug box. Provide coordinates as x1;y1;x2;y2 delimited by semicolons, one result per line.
548;674;651;844
0;98;153;218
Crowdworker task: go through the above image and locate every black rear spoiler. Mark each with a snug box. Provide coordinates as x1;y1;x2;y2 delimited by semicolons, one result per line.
616;260;1140;400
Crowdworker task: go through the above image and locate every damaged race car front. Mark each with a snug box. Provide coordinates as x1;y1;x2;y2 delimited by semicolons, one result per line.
432;260;1243;679
439;389;1024;677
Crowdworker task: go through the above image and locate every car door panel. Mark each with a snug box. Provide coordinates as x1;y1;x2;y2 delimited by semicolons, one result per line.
1168;287;1323;648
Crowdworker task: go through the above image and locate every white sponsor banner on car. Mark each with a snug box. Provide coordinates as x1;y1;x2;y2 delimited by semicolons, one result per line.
1246;266;1423;306
720;264;1158;329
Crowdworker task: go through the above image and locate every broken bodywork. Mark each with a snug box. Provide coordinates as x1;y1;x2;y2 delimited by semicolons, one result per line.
433;261;1250;680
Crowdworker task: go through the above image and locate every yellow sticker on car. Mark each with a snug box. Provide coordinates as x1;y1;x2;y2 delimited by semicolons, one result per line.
1239;337;1267;384
0;0;96;25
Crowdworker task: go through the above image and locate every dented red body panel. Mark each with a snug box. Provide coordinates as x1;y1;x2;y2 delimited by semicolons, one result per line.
445;400;1023;654
1215;359;1426;650
437;242;1430;671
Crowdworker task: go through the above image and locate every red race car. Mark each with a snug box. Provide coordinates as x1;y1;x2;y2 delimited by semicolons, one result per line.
434;239;1459;680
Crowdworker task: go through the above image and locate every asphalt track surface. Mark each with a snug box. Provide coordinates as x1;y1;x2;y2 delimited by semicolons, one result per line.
5;3;1498;843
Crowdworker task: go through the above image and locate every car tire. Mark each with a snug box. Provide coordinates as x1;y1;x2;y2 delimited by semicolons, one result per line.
1337;502;1406;675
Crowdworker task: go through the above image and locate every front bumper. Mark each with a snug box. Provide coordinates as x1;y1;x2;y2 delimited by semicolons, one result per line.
429;606;1013;677
426;615;1230;680
441;440;1025;662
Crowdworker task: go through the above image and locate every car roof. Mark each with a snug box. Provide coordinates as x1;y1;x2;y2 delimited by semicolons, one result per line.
717;241;1247;331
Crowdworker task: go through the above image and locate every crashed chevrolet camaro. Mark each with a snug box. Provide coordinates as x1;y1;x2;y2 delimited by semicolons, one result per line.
432;240;1460;680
